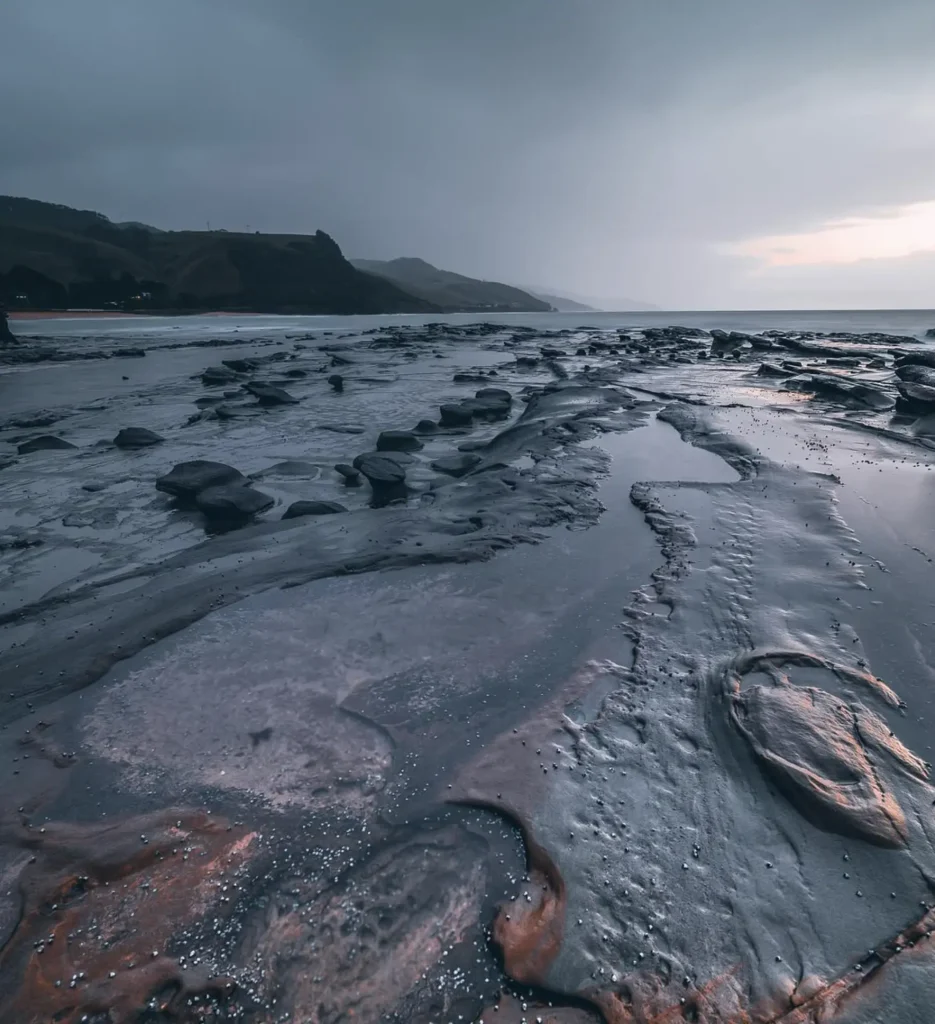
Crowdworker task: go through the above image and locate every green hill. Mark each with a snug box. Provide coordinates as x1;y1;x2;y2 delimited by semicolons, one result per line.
0;196;436;314
351;257;552;313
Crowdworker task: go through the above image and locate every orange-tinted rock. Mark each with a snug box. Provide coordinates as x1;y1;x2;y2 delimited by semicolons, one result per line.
0;809;255;1023
730;684;910;848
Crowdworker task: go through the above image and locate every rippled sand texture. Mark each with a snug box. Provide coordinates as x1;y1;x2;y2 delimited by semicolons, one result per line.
3;318;935;1020
456;401;935;1022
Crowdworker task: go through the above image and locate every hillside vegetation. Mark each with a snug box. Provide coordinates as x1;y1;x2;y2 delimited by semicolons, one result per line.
0;196;435;314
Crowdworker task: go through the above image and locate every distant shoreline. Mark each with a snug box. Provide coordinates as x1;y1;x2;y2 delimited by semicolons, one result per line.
10;307;935;320
8;310;272;320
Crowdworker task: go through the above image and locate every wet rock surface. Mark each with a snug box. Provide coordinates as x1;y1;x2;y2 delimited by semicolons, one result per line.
281;499;347;518
3;313;935;1020
156;459;245;500
376;428;424;452
242;380;298;405
17;434;76;454
195;482;275;522
113;426;165;448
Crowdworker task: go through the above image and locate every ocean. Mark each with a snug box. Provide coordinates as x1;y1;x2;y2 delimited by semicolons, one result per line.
13;306;935;342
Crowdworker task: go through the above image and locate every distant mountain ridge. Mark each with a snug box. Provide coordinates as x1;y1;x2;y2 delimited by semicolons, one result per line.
0;196;433;314
521;288;600;312
0;195;637;316
351;257;552;313
519;284;659;313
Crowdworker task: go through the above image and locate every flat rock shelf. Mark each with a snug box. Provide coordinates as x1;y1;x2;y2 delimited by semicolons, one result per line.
2;313;935;1022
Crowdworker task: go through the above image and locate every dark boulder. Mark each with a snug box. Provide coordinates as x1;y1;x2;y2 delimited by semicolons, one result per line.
475;387;512;404
196;484;275;521
376;429;423;453
243;381;298;405
439;403;474;427
114;347;146;358
710;330;746;355
431;453;483;477
8;410;59;428
896;381;935;416
156;460;245;500
17;435;76;454
262;460;318;477
282;500;347;519
328;374;345;392
895;364;935;387
352;450;414;472
114;427;165;449
895;351;935;370
284;368;307;378
757;362;794;378
353;453;409;499
783;373;894;410
641;326;710;343
222;358;260;373
413;419;439;434
202;365;241;386
464;396;511;421
334;463;362;485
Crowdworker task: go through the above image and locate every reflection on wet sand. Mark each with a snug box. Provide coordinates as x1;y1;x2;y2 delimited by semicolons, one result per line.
3;318;935;1020
0;811;255;1022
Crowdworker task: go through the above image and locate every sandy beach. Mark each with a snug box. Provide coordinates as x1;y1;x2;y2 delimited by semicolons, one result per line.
1;313;935;1022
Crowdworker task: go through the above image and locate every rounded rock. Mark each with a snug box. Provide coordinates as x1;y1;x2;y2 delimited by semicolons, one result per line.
155;460;245;500
376;429;423;453
282;500;347;519
114;427;165;449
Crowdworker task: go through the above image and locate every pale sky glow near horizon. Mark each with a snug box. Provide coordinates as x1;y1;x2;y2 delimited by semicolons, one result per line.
729;200;935;269
3;1;935;310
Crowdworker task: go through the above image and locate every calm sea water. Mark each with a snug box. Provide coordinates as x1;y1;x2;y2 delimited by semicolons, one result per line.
13;308;935;343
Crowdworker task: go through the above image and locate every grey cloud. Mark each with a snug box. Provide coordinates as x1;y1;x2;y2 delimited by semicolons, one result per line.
3;0;935;308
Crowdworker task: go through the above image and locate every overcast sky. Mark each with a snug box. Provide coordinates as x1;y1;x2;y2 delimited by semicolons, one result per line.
3;0;935;309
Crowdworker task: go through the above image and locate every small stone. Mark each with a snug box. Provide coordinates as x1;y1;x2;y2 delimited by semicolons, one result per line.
334;463;362;485
439;403;474;427
281;500;347;519
243;381;298;405
195;483;274;521
376;429;423;453
114;427;164;449
18;435;77;454
156;460;244;500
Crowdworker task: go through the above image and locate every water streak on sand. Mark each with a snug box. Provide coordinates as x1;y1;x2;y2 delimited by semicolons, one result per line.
3;317;935;1019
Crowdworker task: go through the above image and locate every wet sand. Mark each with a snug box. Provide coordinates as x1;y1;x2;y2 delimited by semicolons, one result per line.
2;317;935;1021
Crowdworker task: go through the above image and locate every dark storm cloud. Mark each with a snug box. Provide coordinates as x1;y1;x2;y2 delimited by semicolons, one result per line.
3;0;935;308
